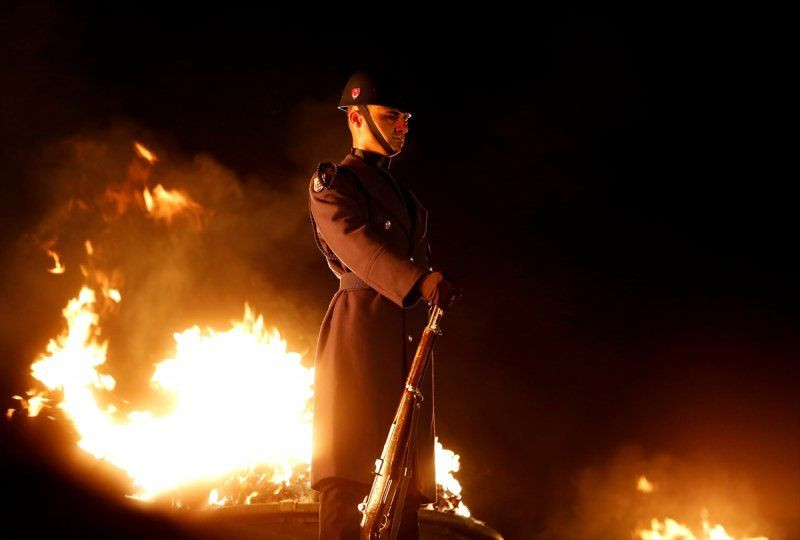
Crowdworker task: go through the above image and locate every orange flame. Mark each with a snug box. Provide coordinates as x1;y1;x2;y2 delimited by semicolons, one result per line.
46;249;65;274
142;184;202;225
11;391;49;417
26;288;313;500
19;283;471;510
428;438;471;517
639;514;768;540
638;475;655;493
134;142;158;164
635;477;768;540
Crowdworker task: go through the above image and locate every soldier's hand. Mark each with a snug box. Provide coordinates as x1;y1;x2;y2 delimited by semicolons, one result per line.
415;271;463;309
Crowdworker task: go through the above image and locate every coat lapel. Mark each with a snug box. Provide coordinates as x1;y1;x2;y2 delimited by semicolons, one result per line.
404;185;429;256
341;154;415;244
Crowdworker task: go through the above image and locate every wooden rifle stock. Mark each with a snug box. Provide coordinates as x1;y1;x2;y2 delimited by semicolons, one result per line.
359;305;444;540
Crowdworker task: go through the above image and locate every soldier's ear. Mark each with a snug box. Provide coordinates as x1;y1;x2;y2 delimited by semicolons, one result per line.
348;107;362;128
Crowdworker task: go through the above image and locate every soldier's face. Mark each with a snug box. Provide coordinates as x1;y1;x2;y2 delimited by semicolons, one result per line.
368;105;411;155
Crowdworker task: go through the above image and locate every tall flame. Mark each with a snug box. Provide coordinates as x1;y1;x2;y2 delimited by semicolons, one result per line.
28;286;313;500
432;438;471;517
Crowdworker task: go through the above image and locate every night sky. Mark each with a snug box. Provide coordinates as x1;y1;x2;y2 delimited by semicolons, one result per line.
1;4;796;539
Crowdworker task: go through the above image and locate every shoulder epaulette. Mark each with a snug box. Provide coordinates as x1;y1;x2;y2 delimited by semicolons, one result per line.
312;162;338;192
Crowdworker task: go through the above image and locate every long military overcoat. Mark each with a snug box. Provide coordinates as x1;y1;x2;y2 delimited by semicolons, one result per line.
308;150;437;503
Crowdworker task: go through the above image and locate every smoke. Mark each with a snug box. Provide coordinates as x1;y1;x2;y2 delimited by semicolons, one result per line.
0;119;332;409
535;444;780;540
284;97;350;169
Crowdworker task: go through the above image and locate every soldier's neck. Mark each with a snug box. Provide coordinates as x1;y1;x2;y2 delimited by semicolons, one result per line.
351;147;391;171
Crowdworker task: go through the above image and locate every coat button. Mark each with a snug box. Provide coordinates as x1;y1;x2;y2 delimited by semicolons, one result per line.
409;256;415;262
384;220;392;229
408;335;413;342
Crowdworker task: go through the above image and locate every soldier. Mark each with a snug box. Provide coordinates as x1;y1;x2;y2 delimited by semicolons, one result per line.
308;70;462;539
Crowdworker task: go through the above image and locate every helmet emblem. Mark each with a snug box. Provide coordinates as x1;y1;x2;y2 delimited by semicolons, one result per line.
351;87;361;99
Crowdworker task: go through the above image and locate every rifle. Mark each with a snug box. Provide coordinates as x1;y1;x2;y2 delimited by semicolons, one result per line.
359;305;444;540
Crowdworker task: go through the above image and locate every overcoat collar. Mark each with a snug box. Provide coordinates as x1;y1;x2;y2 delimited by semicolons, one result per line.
341;152;428;256
350;147;392;171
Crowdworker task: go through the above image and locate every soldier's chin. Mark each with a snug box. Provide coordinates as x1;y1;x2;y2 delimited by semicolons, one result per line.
390;140;405;155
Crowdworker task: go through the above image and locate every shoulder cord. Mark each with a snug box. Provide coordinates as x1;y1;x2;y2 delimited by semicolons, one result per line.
308;197;337;263
425;240;433;269
308;165;372;264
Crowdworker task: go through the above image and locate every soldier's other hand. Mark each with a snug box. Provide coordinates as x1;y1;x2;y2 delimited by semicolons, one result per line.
415;271;462;310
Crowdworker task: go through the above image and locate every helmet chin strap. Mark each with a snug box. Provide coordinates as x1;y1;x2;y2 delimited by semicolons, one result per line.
356;105;398;157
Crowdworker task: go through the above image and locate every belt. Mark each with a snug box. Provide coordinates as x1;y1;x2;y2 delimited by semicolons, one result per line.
338;272;371;290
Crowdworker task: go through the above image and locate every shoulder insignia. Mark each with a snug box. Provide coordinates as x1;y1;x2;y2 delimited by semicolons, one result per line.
313;162;338;192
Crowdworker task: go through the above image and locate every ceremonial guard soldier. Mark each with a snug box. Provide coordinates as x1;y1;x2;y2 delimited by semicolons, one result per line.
308;70;462;539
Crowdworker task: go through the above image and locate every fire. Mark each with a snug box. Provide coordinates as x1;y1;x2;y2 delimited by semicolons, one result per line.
17;284;472;515
25;285;313;501
12;391;49;417
641;518;698;540
638;475;655;493
208;489;225;507
635;477;768;540
100;142;201;225
429;438;471;517
134;141;158;164
639;516;768;540
46;248;65;274
19;282;471;512
108;289;122;303
142;184;202;225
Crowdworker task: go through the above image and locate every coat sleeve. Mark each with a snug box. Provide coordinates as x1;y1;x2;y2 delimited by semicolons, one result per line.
309;170;428;308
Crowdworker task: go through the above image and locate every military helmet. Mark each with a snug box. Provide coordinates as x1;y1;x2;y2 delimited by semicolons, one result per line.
337;70;411;113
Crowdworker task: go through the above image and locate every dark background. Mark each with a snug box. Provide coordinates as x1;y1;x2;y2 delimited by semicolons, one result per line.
1;4;796;539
